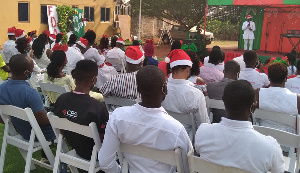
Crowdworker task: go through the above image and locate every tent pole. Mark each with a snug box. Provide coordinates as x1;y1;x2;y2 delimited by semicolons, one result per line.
203;0;208;42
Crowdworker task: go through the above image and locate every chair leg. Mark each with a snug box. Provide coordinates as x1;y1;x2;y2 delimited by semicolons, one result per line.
288;147;296;173
0;120;9;173
24;129;36;173
88;146;97;173
53;135;63;173
18;148;36;170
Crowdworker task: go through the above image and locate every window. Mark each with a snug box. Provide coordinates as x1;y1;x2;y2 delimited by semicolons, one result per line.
115;6;120;15
18;2;29;22
41;5;48;24
84;6;94;22
72;5;78;8
101;8;110;22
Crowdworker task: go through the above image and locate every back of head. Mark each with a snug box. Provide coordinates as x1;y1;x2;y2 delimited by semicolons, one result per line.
224;60;240;76
223;80;255;113
67;34;77;45
9;54;31;76
32;37;45;59
83;30;96;45
132;40;140;46
47;50;67;81
212;45;221;50
56;33;63;43
15;37;29;54
243;50;257;65
99;37;108;49
136;66;165;96
186;50;200;76
171;40;182;51
72;60;98;83
268;62;287;84
144;40;154;57
209;49;223;65
38;33;48;44
111;37;117;48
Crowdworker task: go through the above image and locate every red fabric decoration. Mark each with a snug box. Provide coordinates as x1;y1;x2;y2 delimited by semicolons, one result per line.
27;37;32;44
31;30;37;34
87;29;93;32
180;40;183;45
52;44;68;52
102;34;107;38
81;18;86;22
60;32;65;36
42;30;50;36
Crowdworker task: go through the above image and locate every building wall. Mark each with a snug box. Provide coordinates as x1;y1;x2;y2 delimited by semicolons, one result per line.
0;0;117;48
131;16;165;40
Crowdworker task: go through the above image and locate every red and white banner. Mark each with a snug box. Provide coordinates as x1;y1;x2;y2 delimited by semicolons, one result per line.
47;5;60;34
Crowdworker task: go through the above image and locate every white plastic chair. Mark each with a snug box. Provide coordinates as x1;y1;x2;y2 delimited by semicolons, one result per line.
253;125;300;173
118;143;184;173
103;95;136;112
166;110;196;142
187;151;250;173
0;105;54;173
39;82;70;106
206;98;225;122
47;112;102;173
253;109;300;173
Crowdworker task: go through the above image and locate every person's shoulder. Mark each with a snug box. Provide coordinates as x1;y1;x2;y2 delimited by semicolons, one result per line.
251;129;279;147
110;106;135;120
196;123;217;137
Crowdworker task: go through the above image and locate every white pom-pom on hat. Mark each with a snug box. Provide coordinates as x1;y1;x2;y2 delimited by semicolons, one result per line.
165;57;170;63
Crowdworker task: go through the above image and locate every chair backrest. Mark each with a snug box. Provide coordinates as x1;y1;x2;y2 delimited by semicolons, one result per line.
103;95;136;111
0;105;55;165
39;82;70;104
47;112;101;150
187;151;250;173
253;125;300;172
119;143;184;173
208;99;225;110
253;109;299;132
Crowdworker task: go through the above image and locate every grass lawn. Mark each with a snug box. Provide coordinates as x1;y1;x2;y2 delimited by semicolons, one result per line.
0;124;52;173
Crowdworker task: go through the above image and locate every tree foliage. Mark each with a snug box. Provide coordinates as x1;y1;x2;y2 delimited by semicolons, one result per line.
130;0;206;30
57;5;76;44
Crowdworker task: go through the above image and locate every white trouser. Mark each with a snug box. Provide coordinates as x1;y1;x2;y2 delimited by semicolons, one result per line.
244;39;254;50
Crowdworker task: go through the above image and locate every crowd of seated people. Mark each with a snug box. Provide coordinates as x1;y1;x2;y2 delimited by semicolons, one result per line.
1;28;299;173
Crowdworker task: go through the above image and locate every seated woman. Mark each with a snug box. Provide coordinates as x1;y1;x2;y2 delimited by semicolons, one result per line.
185;49;207;95
143;39;158;66
255;60;300;133
44;44;103;103
32;33;52;69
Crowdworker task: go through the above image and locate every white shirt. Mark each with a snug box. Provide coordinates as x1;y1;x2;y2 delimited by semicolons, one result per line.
203;56;224;72
233;55;246;70
286;75;300;94
162;77;210;136
3;40;19;63
65;47;84;74
83;47;105;66
259;87;298;133
195;117;284;173
242;21;256;39
287;65;297;76
34;49;50;69
106;47;126;72
238;68;270;89
98;104;193;173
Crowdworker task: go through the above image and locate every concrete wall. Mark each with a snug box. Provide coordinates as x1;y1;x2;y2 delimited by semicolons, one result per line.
0;0;117;48
131;16;164;40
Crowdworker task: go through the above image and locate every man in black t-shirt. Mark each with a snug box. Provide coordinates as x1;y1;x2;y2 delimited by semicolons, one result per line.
53;60;109;173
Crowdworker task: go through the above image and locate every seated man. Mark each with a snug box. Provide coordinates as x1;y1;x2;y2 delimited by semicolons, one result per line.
99;46;144;100
256;62;300;134
207;60;240;123
53;60;109;173
106;38;126;72
3;27;19;63
162;49;210;139
285;60;300;94
0;54;55;141
98;65;192;173
195;80;284;173
238;51;269;89
199;49;224;83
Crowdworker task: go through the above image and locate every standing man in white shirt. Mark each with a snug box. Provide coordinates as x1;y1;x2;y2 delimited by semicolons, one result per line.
106;38;126;72
99;65;193;173
238;51;269;89
195;80;284;173
242;15;256;50
3;27;19;63
162;49;210;139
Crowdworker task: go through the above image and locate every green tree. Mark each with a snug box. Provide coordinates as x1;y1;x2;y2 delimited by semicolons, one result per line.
130;0;206;30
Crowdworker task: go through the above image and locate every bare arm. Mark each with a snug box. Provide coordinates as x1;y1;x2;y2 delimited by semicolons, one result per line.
34;110;50;127
1;65;10;73
46;49;52;59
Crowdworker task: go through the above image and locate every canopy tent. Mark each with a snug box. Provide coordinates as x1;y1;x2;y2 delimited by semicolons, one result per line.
205;0;300;53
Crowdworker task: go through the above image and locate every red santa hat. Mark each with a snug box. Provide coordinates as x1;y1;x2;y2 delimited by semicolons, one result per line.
116;38;125;45
15;29;26;39
7;26;16;35
165;49;192;68
42;30;50;36
246;15;252;19
125;46;144;64
49;34;56;41
144;39;154;57
77;37;88;48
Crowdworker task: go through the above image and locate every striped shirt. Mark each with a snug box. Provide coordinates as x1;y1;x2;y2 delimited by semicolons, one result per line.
99;71;139;100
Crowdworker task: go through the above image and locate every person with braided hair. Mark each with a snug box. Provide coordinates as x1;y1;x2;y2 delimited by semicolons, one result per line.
256;61;300;134
32;33;52;69
98;35;110;58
